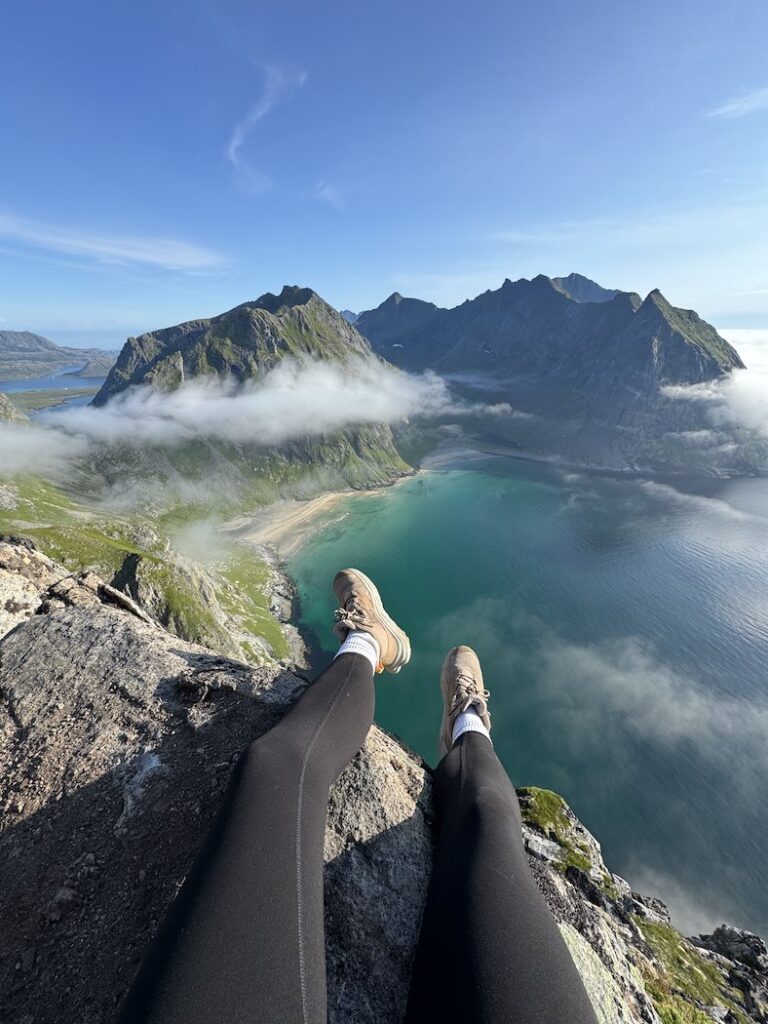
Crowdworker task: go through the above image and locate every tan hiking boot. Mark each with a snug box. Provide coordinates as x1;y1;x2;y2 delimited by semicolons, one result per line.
333;568;411;674
439;645;491;756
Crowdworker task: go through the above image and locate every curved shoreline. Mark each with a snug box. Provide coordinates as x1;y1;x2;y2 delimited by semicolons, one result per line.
223;471;423;558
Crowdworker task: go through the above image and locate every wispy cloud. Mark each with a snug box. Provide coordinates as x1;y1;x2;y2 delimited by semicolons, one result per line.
227;66;307;189
312;180;345;211
486;203;768;250
706;87;768;119
0;213;225;272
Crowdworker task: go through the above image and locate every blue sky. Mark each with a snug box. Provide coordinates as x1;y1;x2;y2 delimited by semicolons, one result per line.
2;0;768;347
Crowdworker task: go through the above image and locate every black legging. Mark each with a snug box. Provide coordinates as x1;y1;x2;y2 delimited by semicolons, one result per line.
118;653;597;1024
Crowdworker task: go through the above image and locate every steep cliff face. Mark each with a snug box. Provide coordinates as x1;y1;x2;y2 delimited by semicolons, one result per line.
1;537;765;1024
356;275;752;472
553;272;624;304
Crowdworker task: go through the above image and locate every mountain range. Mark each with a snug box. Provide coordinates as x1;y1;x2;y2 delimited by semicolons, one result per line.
354;273;749;471
355;273;742;385
89;274;755;475
0;330;116;381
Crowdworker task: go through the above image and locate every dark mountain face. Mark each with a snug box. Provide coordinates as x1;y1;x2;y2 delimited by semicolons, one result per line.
355;274;743;389
552;273;624;304
354;274;749;471
94;285;376;406
354;293;442;351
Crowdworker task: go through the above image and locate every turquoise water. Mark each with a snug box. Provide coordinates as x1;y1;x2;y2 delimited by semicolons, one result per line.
288;452;768;936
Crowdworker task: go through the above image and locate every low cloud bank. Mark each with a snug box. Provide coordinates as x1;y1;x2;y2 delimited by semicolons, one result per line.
0;357;520;476
663;329;768;437
0;423;89;477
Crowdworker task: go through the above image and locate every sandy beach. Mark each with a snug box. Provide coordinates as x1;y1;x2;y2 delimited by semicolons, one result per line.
223;473;421;557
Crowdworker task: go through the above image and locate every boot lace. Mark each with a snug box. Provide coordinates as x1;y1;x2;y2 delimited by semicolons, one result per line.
334;593;375;637
450;671;491;720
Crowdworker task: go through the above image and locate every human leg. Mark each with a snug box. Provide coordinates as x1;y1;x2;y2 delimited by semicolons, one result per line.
405;647;597;1024
118;568;410;1024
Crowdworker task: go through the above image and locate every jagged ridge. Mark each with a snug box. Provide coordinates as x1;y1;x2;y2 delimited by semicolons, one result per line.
355;274;744;388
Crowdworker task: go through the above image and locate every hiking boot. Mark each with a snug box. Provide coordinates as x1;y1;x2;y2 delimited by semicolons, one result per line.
439;645;491;756
333;568;411;674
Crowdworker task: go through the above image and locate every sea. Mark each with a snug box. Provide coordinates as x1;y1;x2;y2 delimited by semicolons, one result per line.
0;364;106;410
287;451;768;937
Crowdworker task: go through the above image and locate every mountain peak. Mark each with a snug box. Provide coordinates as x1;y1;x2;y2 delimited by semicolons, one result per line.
93;285;373;406
553;273;623;304
252;285;320;315
355;292;441;352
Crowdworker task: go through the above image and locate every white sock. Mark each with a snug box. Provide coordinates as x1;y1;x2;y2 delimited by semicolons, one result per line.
334;630;380;672
452;706;492;746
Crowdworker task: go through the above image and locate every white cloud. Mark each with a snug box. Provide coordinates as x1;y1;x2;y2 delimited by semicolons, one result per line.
625;864;743;937
227;66;307;189
313;180;345;210
0;423;88;477
706;87;768;119
0;358;516;475
485;203;768;250
0;213;225;272
429;597;768;776
663;329;768;439
42;359;457;447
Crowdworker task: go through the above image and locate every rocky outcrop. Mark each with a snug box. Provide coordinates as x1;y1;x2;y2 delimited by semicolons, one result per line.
0;534;64;635
0;540;431;1024
0;393;28;424
1;537;766;1024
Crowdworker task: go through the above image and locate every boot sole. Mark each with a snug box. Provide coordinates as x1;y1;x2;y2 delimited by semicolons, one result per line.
340;568;411;674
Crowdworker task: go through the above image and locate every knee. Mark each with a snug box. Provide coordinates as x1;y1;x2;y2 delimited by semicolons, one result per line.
242;726;306;782
464;780;518;826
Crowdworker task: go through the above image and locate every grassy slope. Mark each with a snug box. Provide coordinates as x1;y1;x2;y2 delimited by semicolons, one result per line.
10;388;99;413
0;473;290;665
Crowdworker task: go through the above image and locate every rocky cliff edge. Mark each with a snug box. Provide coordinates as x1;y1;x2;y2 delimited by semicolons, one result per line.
1;537;765;1024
